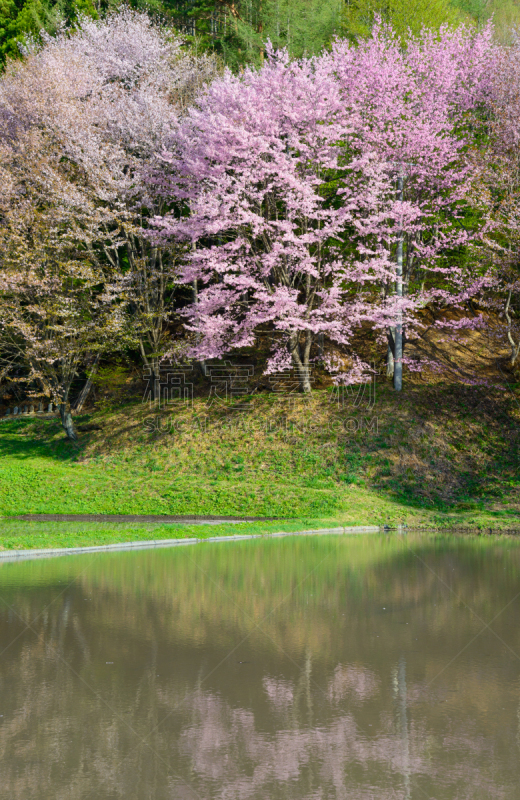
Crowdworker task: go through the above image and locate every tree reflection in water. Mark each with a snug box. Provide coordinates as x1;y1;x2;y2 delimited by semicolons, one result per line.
0;533;518;799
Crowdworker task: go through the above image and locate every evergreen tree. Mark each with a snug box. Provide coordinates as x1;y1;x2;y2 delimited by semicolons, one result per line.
142;0;340;67
0;0;97;64
2;0;519;73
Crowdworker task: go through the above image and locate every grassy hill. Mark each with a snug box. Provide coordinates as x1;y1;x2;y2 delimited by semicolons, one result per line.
1;317;519;550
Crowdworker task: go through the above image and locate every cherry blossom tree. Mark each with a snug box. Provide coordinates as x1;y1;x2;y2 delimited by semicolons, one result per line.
0;10;220;406
0;126;128;440
322;21;496;388
150;48;407;392
151;25;496;391
472;36;520;368
0;118;135;439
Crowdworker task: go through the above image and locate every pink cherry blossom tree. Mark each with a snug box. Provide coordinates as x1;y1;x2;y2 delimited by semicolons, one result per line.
151;47;420;392
322;21;496;388
151;25;496;392
472;36;520;368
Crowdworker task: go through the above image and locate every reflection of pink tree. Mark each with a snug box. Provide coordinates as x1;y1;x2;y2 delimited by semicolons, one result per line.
0;583;513;800
327;664;380;704
177;679;509;800
177;686;430;799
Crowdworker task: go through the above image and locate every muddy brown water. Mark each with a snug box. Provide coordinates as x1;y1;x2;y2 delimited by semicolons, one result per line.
0;531;519;799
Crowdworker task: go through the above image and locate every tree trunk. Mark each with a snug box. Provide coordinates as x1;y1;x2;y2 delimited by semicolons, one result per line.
317;333;325;362
151;355;161;403
386;342;395;378
193;278;206;377
139;341;161;403
289;331;312;393
295;362;312;393
73;353;100;413
504;290;520;366
258;0;264;63
59;404;77;441
394;173;404;392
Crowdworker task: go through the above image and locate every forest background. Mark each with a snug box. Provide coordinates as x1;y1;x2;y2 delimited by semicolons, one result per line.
3;0;520;68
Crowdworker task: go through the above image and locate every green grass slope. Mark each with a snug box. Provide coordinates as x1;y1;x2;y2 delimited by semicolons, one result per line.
0;380;518;551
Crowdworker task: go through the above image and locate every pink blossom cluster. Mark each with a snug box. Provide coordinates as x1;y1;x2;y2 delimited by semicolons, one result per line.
150;23;497;387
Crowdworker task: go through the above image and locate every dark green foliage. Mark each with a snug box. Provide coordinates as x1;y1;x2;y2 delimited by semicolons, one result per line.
147;0;342;67
0;0;97;64
3;0;520;70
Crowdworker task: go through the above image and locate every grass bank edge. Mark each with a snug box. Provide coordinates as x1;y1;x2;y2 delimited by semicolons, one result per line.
0;518;360;551
1;515;520;551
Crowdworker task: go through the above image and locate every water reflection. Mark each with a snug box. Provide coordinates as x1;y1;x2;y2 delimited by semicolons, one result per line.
0;534;518;798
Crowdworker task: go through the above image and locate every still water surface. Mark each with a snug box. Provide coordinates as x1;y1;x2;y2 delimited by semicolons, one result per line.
0;533;519;799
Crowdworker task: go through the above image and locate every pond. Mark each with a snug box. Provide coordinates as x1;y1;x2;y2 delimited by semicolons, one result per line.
0;532;519;799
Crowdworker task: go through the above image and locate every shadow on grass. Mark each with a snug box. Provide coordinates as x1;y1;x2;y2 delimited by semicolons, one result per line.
365;383;520;512
0;417;89;462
